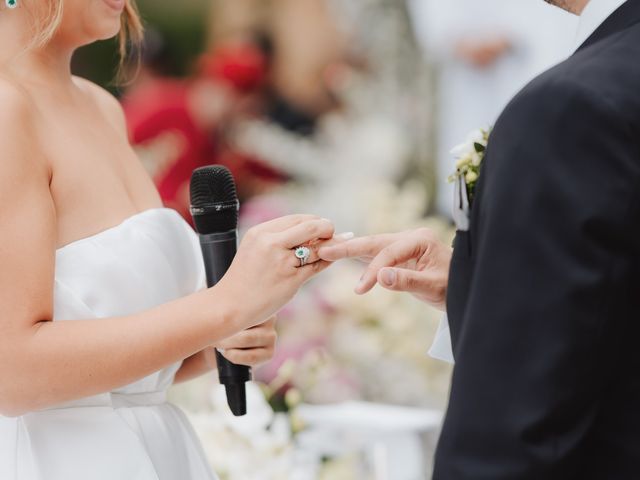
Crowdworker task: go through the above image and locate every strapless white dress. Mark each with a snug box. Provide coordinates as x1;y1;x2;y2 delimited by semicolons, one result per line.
0;208;218;480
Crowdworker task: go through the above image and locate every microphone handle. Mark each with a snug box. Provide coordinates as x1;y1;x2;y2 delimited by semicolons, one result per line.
198;230;252;416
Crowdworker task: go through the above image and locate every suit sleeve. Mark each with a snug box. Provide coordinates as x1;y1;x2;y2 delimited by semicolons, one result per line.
433;80;640;479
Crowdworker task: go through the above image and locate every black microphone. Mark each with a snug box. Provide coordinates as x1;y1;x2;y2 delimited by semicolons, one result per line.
190;165;251;417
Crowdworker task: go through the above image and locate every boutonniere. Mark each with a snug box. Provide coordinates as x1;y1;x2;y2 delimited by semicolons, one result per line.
448;128;491;231
448;128;491;204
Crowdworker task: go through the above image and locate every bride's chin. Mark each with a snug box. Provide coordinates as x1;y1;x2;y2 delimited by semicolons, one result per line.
92;22;123;42
100;27;122;41
57;23;121;49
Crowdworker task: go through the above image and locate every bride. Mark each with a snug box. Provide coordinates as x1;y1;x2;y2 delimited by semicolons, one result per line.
0;1;334;478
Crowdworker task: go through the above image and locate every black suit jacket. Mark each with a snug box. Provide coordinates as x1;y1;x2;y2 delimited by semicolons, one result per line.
434;2;640;479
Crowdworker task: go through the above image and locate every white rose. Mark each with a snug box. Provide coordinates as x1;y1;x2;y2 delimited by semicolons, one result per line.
450;142;471;157
466;129;485;145
455;153;472;169
470;150;482;166
465;171;478;183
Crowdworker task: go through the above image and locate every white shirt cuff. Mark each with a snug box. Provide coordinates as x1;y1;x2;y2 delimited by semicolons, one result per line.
428;314;454;364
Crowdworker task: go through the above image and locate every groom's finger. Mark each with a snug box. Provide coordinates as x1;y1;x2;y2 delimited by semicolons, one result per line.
355;237;425;294
377;267;441;297
318;234;399;262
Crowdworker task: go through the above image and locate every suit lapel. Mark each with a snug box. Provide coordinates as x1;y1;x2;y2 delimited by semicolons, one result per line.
578;0;640;51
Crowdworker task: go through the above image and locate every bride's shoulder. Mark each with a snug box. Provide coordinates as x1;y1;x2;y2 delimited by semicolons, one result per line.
0;76;39;149
0;77;47;180
72;76;128;136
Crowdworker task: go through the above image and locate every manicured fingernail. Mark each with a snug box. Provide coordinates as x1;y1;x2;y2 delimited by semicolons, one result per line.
335;232;355;240
380;268;396;287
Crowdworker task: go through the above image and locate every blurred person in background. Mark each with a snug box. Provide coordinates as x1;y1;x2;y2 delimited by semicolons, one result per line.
408;0;578;216
228;0;418;234
263;0;348;136
0;1;338;478
123;33;285;222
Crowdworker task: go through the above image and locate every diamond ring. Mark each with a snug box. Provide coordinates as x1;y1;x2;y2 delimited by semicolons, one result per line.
294;246;311;267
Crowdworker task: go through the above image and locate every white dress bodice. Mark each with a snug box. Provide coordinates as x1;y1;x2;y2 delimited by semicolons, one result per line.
0;208;217;480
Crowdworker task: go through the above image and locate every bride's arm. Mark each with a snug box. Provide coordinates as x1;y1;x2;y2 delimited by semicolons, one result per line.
174;350;217;384
0;92;332;417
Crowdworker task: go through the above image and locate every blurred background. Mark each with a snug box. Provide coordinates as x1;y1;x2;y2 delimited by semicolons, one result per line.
73;1;578;478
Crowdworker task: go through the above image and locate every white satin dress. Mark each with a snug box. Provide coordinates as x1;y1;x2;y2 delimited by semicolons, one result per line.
0;208;218;480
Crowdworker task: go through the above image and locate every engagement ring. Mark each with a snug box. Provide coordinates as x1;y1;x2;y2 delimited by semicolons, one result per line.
294;246;311;267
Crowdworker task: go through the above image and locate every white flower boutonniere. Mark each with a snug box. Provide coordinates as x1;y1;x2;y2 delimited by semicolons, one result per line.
448;128;491;204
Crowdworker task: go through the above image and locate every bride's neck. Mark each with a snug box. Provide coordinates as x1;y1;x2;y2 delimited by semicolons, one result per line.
0;8;75;89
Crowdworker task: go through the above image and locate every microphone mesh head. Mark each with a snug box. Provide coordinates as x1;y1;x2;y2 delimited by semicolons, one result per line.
190;166;239;234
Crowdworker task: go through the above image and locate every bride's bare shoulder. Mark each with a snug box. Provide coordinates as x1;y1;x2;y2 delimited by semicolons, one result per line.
0;76;41;155
72;76;128;135
0;76;49;184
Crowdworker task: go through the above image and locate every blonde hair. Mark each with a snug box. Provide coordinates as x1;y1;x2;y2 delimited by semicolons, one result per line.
33;0;144;69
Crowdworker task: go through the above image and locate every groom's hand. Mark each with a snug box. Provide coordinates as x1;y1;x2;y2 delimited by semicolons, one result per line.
318;229;451;311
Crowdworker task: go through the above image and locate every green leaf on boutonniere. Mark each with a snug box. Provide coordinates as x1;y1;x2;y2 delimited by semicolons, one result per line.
474;142;486;153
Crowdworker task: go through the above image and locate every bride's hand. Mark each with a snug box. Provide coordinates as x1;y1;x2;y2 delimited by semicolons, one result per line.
217;215;335;329
214;316;278;367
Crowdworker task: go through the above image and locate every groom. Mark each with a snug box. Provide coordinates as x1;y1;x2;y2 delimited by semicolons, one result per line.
320;0;640;477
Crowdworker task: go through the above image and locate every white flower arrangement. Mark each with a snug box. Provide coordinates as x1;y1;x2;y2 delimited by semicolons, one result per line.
448;128;491;202
185;382;299;480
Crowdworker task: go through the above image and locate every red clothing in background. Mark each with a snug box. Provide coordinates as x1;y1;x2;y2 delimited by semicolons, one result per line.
123;79;218;222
